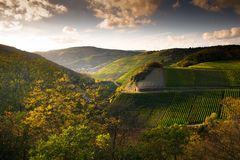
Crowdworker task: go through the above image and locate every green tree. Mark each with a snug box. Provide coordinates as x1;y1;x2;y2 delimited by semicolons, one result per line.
29;125;110;160
142;125;189;160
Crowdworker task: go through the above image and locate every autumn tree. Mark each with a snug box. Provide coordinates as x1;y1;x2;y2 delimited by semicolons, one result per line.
23;75;93;139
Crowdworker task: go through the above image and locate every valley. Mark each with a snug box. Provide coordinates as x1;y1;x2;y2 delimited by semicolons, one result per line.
1;44;240;160
1;0;240;158
35;45;240;127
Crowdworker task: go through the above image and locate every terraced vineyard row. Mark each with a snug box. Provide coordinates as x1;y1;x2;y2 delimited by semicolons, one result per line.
112;89;240;127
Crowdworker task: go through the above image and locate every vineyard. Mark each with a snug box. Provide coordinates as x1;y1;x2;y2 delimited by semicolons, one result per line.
111;89;240;127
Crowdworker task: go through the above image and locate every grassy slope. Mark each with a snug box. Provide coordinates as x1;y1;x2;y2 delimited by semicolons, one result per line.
111;89;240;127
188;60;240;69
164;67;240;87
168;61;240;87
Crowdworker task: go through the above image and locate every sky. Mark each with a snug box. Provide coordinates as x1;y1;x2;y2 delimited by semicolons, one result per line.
0;0;240;52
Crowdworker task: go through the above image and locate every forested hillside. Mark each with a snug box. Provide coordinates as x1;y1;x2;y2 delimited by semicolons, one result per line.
0;44;116;159
0;44;117;112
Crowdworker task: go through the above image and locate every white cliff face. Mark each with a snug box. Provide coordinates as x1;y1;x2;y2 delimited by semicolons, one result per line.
136;68;165;91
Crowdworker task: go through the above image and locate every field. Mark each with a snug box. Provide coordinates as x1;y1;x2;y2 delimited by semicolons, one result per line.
111;89;240;127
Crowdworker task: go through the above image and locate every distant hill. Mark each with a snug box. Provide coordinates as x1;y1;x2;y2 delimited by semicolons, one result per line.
38;47;141;73
0;44;115;113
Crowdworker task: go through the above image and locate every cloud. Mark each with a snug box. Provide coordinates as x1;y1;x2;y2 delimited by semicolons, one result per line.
203;27;240;40
0;21;22;31
173;0;181;9
87;0;160;29
0;0;67;31
191;0;240;15
62;26;77;33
